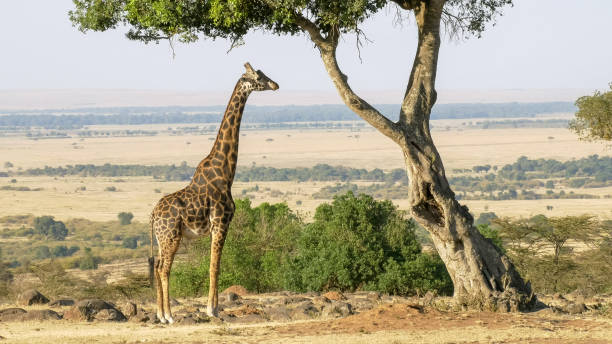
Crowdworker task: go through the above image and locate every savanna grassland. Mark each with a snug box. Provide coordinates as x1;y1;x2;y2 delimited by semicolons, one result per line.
1;122;610;222
1;109;612;344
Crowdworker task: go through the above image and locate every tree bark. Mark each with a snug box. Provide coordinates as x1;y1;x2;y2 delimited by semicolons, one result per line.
297;0;535;310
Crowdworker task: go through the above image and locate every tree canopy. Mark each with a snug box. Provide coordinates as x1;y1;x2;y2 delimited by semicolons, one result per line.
570;84;612;142
70;0;512;45
33;216;69;241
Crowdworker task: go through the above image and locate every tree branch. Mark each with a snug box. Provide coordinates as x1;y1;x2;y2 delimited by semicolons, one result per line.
399;0;446;127
291;13;402;143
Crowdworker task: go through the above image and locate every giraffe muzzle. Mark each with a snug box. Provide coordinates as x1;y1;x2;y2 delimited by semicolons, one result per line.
269;81;279;91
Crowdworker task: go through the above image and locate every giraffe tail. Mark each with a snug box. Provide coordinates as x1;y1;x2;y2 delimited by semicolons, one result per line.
148;216;155;289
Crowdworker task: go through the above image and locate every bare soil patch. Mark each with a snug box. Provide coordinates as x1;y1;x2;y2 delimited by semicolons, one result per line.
1;291;611;344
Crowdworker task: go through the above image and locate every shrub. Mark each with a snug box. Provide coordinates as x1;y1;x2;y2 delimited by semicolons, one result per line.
287;192;451;295
33;216;68;240
122;236;138;249
494;215;606;294
78;247;101;270
476;224;504;253
51;245;80;257
33;245;51;259
171;199;302;296
171;193;453;297
117;212;134;225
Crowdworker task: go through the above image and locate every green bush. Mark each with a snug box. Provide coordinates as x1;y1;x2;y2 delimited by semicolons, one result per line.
171;193;453;297
171;199;302;297
476;224;505;253
287;192;451;295
376;252;452;295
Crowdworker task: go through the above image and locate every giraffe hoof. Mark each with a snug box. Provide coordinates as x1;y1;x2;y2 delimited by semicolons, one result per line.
165;316;175;324
206;308;219;318
158;313;167;324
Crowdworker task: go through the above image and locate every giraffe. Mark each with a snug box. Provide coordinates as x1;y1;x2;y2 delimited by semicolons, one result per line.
149;62;279;324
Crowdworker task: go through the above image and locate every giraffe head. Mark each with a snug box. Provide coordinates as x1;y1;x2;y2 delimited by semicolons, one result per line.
241;62;279;91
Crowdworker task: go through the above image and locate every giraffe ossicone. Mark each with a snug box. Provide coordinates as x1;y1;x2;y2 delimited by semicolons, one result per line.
149;62;279;322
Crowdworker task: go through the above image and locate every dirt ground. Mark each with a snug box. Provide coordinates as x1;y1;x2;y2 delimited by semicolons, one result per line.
1;303;610;344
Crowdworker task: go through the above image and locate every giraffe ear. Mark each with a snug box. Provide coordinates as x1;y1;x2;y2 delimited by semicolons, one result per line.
244;62;256;75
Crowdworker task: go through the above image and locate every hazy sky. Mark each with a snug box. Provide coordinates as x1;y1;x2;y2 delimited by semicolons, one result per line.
0;0;611;94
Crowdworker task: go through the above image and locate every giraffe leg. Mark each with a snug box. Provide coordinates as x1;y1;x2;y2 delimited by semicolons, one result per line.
159;235;181;324
207;229;227;317
154;257;165;324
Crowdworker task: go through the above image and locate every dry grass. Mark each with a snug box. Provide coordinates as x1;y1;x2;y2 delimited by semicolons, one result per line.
0;127;607;170
1;177;611;223
0;126;610;222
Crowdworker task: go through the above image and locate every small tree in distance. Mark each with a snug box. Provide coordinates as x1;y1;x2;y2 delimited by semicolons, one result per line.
33;216;68;241
494;214;601;292
118;212;134;225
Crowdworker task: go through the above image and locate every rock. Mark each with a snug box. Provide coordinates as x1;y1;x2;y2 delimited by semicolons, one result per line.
129;312;150;323
22;309;62;321
565;302;587;315
177;316;197;325
94;308;127;321
0;308;27;321
289;302;319;320
221;285;250;297
49;299;75;307
170;298;181;306
351;300;375;312
180;305;199;313
64;299;126;322
17;290;49;306
322;301;353;318
175;312;210;325
322;291;346;301
121;302;137;318
281;296;310;305
63;307;86;321
265;306;291;322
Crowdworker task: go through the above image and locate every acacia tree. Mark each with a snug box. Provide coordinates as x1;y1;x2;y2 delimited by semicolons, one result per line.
70;0;534;308
570;84;612;142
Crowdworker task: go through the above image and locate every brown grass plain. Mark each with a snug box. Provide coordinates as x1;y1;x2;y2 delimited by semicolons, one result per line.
1;124;611;222
1;125;612;220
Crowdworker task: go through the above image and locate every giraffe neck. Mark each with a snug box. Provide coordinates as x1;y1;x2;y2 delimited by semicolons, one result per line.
207;80;251;182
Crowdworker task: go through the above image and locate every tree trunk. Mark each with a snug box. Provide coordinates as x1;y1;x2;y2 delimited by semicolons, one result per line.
296;0;535;310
